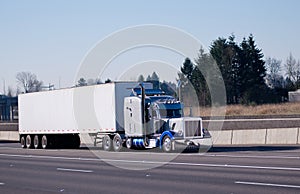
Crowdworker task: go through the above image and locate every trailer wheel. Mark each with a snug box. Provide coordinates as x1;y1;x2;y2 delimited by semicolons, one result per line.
102;135;112;151
20;136;26;148
113;134;122;152
33;135;40;149
41;135;48;149
162;135;172;152
26;135;32;149
126;138;132;149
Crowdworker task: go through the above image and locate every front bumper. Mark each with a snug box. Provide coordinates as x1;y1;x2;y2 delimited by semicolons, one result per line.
173;137;212;152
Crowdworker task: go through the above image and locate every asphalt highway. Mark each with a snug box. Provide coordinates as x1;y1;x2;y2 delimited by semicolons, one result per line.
1;142;300;193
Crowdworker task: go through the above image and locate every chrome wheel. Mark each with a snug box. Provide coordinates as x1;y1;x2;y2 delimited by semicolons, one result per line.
103;135;112;151
33;135;40;149
162;136;172;152
41;135;48;149
26;135;32;149
113;134;122;152
126;138;132;149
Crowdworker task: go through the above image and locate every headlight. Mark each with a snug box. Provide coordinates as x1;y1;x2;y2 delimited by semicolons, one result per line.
177;130;183;136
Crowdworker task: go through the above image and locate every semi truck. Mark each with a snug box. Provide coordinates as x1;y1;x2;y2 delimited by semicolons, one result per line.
18;82;211;152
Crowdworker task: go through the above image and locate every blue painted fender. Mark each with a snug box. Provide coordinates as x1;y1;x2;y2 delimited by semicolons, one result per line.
159;131;175;149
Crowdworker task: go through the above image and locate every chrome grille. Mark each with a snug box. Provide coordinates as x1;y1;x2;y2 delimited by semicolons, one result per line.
185;120;201;137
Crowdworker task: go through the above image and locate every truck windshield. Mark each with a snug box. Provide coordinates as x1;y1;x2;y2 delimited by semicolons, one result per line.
159;109;182;118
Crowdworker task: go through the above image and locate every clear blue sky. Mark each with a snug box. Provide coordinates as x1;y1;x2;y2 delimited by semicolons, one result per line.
0;0;299;93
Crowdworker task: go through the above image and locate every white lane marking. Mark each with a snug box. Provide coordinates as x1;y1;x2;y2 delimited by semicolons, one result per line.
1;153;300;172
0;182;5;186
235;181;300;189
57;168;93;173
1;144;300;159
2;146;300;160
0;147;21;150
205;154;300;160
206;118;300;122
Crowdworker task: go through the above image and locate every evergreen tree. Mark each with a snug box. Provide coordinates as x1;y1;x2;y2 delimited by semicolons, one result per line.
149;72;160;89
239;35;266;104
179;57;199;106
210;34;267;104
105;78;112;83
151;72;159;81
77;78;87;87
146;75;151;82
181;58;194;81
210;36;240;104
137;74;145;82
160;81;176;96
194;48;214;106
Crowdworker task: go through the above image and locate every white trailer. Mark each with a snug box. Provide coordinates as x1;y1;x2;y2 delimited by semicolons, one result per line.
18;82;144;148
19;82;211;152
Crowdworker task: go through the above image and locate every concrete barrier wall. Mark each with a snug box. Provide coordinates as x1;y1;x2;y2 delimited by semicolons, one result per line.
210;130;232;145
0;123;19;141
211;128;300;145
0;131;19;141
0;129;300;145
232;129;267;145
1;128;300;145
266;128;299;144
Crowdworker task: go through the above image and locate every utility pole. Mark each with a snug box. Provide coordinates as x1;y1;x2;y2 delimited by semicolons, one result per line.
177;80;181;101
2;79;6;95
58;76;61;89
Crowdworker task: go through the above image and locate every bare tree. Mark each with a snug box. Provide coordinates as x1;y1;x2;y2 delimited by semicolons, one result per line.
284;53;299;83
265;57;282;88
16;72;43;93
86;78;102;85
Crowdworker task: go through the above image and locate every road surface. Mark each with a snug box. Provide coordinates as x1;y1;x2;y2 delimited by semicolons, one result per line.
1;142;300;193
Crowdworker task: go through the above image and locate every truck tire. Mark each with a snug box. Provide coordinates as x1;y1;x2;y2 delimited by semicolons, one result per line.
102;135;112;151
33;135;40;149
113;134;122;152
126;138;132;149
41;135;48;149
26;135;32;149
162;136;172;152
20;136;26;148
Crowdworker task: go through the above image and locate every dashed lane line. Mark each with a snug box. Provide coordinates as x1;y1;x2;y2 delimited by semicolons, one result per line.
57;168;93;173
235;181;300;189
